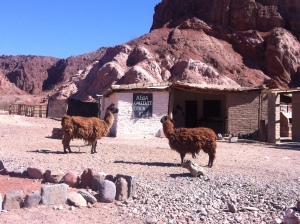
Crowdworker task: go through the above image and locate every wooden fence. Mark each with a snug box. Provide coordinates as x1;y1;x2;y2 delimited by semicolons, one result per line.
8;104;47;117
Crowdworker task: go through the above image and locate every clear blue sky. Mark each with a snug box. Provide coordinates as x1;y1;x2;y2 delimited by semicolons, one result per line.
0;0;161;58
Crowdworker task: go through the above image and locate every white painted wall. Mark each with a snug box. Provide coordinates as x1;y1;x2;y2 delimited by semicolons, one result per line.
101;91;169;137
100;93;118;136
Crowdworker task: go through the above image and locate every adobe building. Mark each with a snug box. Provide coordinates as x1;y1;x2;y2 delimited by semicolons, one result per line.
100;82;300;144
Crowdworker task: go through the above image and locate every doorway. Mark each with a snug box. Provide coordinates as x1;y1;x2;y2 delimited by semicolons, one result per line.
185;101;197;128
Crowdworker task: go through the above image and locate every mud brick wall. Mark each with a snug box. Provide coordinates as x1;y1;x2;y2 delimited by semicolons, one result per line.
227;91;261;138
292;93;300;142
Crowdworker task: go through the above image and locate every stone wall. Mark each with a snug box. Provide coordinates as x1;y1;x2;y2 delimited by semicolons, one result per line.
47;99;68;118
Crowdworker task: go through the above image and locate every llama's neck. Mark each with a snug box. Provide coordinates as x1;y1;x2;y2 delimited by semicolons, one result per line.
104;111;115;128
163;121;175;138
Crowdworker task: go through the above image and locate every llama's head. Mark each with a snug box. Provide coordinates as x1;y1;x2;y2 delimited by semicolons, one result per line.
106;103;119;114
160;115;174;124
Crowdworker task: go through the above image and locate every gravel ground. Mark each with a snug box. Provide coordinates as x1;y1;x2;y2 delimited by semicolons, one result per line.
0;114;299;224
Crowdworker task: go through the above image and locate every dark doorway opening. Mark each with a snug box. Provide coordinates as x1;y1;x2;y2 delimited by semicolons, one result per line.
185;101;197;128
203;100;221;118
67;98;99;118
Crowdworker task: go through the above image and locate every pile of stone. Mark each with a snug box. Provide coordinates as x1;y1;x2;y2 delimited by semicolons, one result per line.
51;127;63;139
0;160;135;211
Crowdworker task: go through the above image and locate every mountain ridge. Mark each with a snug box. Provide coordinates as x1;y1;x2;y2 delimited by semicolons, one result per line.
1;0;300;104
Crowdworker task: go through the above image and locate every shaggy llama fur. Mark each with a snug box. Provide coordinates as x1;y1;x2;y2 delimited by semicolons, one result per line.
61;103;118;154
160;115;217;167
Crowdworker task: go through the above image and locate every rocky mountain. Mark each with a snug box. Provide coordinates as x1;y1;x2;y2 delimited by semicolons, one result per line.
1;0;300;104
0;49;106;103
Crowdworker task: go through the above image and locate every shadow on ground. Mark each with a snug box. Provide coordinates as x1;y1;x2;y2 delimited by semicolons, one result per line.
169;173;193;178
114;160;179;167
28;149;85;154
268;140;300;151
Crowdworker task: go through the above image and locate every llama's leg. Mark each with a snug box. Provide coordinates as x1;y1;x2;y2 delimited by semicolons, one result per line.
91;141;97;154
91;143;94;154
94;141;97;153
208;151;216;167
62;136;72;153
180;153;186;164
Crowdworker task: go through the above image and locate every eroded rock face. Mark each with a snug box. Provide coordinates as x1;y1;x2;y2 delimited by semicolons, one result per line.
0;55;59;94
0;48;106;98
1;0;300;102
265;28;300;88
151;0;300;37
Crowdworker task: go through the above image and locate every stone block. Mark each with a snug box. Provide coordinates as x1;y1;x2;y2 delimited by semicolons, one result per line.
92;172;106;191
3;190;23;210
41;184;68;205
27;167;44;179
23;190;42;208
229;136;238;143
62;171;80;188
78;189;97;204
115;177;128;201
115;174;136;198
81;168;94;189
45;170;65;183
67;192;87;207
99;180;116;203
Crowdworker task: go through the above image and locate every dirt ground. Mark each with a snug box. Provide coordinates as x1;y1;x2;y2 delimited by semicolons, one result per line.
0;114;300;224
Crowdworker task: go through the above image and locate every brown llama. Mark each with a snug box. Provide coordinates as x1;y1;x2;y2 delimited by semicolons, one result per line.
61;103;118;154
160;115;217;167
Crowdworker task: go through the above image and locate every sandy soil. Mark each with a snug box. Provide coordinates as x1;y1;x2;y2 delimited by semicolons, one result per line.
0;114;299;223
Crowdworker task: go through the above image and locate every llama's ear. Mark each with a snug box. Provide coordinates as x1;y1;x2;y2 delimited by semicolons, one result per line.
107;103;114;109
160;116;167;123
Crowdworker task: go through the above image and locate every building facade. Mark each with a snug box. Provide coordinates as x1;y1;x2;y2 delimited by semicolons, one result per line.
98;83;300;143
